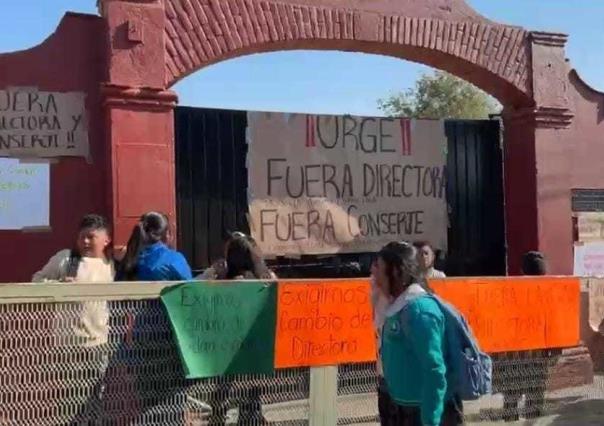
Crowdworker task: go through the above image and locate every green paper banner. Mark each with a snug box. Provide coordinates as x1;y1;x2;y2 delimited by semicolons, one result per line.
161;281;277;379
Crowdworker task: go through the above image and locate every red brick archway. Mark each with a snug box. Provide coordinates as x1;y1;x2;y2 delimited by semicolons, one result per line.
161;0;533;108
99;0;576;274
4;0;599;281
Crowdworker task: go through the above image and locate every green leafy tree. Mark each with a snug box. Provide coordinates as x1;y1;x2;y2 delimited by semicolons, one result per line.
378;71;501;119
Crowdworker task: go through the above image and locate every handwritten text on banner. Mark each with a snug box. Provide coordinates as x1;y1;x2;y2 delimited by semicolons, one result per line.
574;242;604;277
161;281;277;379
430;277;580;353
0;87;89;158
0;158;49;230
247;113;448;256
275;280;376;368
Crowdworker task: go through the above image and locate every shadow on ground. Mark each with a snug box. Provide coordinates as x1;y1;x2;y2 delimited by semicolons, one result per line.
549;399;604;425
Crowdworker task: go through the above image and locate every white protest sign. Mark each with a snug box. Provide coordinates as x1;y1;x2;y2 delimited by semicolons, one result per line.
0;87;89;158
0;158;50;230
574;242;604;277
247;112;448;256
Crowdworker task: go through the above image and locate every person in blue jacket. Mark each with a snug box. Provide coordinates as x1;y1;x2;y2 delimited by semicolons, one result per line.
376;241;463;426
116;211;192;281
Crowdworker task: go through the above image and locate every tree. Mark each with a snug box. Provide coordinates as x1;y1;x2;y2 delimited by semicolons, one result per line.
378;71;501;119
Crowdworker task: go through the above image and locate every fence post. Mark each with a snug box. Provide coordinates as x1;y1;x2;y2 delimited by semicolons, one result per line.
309;366;338;426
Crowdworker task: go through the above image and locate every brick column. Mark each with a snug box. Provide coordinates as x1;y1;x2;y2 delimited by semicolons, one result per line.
100;0;177;245
503;30;594;394
503;32;575;275
101;85;177;245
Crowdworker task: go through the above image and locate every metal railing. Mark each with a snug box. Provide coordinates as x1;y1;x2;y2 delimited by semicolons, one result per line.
0;282;602;425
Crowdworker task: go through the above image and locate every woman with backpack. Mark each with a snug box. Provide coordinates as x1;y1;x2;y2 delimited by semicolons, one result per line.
376;241;464;426
116;211;192;281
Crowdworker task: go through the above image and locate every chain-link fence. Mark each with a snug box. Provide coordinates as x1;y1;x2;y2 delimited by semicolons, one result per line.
1;288;603;425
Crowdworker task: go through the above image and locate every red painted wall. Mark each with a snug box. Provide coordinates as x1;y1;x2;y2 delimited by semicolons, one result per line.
503;118;539;274
522;71;604;276
569;72;604;190
0;14;107;282
1;5;602;282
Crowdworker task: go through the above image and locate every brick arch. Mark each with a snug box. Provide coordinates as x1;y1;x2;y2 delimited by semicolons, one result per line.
99;0;580;276
163;0;533;107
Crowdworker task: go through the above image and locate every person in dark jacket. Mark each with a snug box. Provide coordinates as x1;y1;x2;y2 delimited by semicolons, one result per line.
498;251;552;421
116;211;192;281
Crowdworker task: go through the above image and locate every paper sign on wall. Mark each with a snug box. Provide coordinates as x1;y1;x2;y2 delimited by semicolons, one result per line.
0;158;49;230
588;279;604;332
0;87;89;158
161;281;277;379
275;280;376;368
577;212;604;242
574;242;604;277
247;113;448;256
430;277;580;353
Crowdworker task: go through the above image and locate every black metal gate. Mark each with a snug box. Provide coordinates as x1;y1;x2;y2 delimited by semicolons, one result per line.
175;107;505;277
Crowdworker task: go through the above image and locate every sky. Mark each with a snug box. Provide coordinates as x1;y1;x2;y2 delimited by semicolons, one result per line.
1;1;603;116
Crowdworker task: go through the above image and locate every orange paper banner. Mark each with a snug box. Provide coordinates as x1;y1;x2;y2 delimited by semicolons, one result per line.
275;279;377;368
430;277;580;353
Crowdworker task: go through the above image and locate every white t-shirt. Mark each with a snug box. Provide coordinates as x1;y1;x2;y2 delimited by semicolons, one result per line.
33;251;114;347
426;268;446;279
419;268;446;291
74;257;114;347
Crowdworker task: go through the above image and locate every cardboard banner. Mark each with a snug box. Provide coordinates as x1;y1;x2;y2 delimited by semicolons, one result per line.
275;280;376;368
430;277;580;353
247;112;448;256
588;279;604;332
574;242;604;277
0;87;89;158
161;281;277;378
0;158;49;229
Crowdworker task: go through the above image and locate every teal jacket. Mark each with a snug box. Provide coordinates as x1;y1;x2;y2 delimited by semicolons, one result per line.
381;284;449;426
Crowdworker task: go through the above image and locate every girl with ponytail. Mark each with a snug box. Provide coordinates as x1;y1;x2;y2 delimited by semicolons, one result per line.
117;212;192;281
377;241;463;425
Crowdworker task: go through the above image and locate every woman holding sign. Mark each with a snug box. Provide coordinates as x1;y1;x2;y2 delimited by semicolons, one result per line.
377;241;463;426
197;232;275;425
198;231;276;280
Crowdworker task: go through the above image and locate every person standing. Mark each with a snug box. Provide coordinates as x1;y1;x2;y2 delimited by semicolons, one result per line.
498;251;551;421
116;212;192;281
378;241;463;426
370;256;394;426
111;212;192;423
197;232;275;425
33;214;115;425
413;241;446;290
198;231;276;281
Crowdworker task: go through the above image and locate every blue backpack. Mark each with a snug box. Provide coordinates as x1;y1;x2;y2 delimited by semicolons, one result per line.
429;294;492;400
400;294;492;400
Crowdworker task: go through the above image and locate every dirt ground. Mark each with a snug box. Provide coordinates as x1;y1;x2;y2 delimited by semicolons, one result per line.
256;375;604;425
